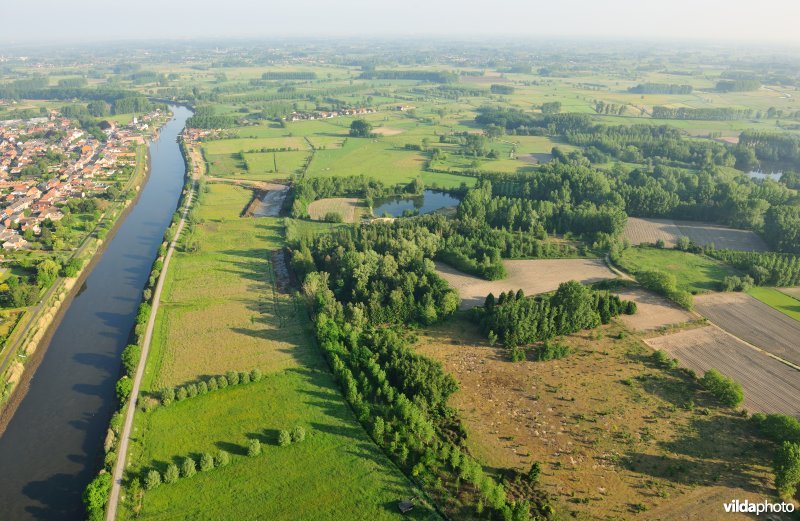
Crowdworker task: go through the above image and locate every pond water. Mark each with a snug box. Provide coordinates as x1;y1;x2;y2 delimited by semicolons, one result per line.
748;170;782;181
373;190;461;217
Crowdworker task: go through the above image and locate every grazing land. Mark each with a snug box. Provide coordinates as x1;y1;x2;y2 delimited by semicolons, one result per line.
307;197;364;223
416;318;779;519
435;259;617;309
623;217;767;251
694;291;800;366
617;247;739;294
124;183;426;519
645;326;800;416
615;287;696;331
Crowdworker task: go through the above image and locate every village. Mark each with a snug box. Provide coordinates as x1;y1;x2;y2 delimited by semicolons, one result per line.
0;110;160;251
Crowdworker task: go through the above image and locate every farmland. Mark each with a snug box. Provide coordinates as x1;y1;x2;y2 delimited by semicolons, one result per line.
617;247;739;294
645;326;800;416
123;183;427;519
307;197;364;223
435;259;617;309
623;217;767;251
748;286;800;323
615;287;695;331
694;291;800;367
416;317;779;519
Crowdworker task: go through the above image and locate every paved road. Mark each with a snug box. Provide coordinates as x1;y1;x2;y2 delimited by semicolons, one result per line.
105;184;195;521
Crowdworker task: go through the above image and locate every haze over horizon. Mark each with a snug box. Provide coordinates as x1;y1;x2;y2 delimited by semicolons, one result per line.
4;0;800;46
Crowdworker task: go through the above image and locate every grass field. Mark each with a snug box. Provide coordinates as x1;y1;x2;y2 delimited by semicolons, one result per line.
618;247;738;294
747;286;800;323
307;197;364;223
416;317;779;519
123;183;429;520
307;139;426;186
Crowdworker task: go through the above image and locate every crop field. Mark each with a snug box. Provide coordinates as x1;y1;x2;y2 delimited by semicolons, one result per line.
125;183;429;520
645;326;800;416
694;291;800;367
307;197;364;223
623;217;767;251
436;259;616;309
615;287;695;331
415;318;778;519
779;287;800;300
617;247;738;294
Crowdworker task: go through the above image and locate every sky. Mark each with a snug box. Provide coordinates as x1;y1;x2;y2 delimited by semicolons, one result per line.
4;0;800;45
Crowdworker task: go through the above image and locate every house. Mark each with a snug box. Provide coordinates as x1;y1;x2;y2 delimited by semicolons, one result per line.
2;234;28;250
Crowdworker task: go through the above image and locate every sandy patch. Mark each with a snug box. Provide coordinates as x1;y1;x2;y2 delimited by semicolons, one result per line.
372;127;404;136
616;287;695;331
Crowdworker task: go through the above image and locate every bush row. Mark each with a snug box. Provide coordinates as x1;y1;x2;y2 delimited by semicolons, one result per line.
158;368;263;406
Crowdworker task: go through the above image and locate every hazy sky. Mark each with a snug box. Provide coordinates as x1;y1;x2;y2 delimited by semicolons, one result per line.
4;0;800;45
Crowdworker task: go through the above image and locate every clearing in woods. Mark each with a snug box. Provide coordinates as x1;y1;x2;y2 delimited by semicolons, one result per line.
623;217;767;251
415;318;778;519
435;259;616;309
307;197;364;223
694;291;800;367
615;287;695;331
645;326;800;416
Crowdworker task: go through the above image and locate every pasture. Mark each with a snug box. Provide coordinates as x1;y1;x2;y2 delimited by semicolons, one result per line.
645;326;800;416
416;318;778;519
307;197;364;223
623;217;767;252
617;247;738;294
435;259;616;309
695;291;800;367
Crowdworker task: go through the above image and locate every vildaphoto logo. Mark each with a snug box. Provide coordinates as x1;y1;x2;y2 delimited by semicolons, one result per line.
723;499;795;515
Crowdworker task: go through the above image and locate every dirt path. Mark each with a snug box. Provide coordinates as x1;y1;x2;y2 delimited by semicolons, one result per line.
105;184;195;521
252;186;289;217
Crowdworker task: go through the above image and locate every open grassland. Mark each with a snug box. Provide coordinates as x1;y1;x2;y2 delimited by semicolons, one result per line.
416;318;779;519
645;326;800;416
694;291;800;367
748;286;800;323
436;259;616;309
126;183;429;520
307;197;364;223
307;139;426;186
618;247;738;294
202;137;307;155
615;287;695;331
623;217;767;251
243;150;309;178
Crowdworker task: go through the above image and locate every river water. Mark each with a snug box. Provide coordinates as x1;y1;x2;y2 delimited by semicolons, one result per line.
0;105;190;520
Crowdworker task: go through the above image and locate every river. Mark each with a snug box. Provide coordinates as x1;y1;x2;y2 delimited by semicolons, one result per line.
0;105;191;520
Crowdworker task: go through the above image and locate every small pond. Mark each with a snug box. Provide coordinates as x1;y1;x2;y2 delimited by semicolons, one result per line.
748;170;782;181
373;190;462;217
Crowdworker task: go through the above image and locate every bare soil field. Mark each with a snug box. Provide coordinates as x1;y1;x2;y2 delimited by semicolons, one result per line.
646;326;800;416
416;319;779;519
615;287;695;331
695;292;800;367
623;217;767;251
436;259;616;309
252;185;289;217
779;287;800;300
307;197;362;223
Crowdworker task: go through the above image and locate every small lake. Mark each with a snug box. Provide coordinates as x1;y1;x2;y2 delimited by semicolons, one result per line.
373;190;461;217
748;170;782;181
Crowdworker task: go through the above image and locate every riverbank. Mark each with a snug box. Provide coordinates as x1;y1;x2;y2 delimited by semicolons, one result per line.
0;141;154;432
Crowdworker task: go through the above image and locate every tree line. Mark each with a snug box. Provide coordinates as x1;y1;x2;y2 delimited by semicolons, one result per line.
652;106;753;121
358;69;459;83
628;83;693;95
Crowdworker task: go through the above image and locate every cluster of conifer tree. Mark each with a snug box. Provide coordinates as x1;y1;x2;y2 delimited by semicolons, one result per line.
477;282;635;348
708;249;800;285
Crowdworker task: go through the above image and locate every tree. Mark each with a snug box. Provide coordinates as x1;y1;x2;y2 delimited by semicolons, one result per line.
115;377;133;405
226;370;239;385
527;462;541;483
774;441;800;498
250;368;263;382
120;344;140;376
181;457;196;477
83;473;111;521
247;439;262;457
278;430;292;447
701;369;744;407
160;387;175;405
36;259;60;287
144;469;162;490
349;119;373;138
217;375;228;389
216;450;230;467
200;452;215;472
163;463;179;483
290;426;306;443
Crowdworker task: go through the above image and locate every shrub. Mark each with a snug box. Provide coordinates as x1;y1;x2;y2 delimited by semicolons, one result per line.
216;450;231;467
186;383;198;398
176;387;188;401
250;368;263;382
207;377;218;391
217;376;228;389
701;369;744;407
160;387;175;405
774;441;800;499
144;469;162;490
278;430;292;447
198;381;208;395
121;344;141;376
290;426;306;443
323;212;343;223
116;377;133;405
248;439;262;457
181;457;196;478
509;346;526;362
83;473;111;521
533;341;570;361
163;463;179;484
652;350;678;369
240;371;250;384
226;370;239;385
751;413;800;444
200;452;215;472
